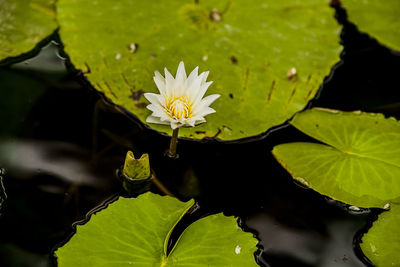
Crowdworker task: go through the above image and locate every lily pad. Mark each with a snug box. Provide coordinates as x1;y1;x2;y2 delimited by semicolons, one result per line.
272;108;400;208
0;0;57;62
342;0;400;51
58;0;341;140
361;203;400;267
56;192;258;266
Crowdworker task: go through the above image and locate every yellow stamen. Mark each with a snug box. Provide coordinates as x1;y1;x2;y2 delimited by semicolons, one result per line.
165;96;192;119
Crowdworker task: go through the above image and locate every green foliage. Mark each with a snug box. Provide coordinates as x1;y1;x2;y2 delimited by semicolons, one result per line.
361;203;400;267
272;108;400;266
123;152;150;180
57;0;341;140
342;0;400;51
272;108;400;208
0;0;57;61
121;152;152;196
56;193;258;266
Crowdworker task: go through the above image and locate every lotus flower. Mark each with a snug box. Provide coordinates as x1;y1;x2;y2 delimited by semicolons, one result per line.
144;62;220;130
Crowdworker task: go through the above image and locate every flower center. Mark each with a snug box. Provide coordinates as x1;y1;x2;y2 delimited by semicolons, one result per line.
166;96;192;119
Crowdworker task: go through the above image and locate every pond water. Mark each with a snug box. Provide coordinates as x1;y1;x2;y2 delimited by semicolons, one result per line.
0;6;399;267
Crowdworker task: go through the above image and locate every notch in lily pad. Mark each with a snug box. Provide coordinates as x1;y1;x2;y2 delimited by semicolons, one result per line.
57;0;341;141
55;193;258;266
121;151;152;196
272;108;400;208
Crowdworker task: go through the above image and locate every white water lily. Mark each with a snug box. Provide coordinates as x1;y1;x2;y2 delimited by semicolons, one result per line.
144;61;220;130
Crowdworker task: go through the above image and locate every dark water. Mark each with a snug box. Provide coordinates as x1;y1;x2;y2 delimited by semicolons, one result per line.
0;6;399;267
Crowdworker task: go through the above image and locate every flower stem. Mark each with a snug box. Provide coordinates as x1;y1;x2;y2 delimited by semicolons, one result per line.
168;128;179;158
152;174;175;197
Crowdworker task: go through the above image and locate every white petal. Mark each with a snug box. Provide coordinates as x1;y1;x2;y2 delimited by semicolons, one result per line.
186;115;205;125
174;62;187;96
196;118;206;125
159;115;173;122
164;67;175;96
146;115;169;125
190;117;206;126
196;106;216;117
185;66;199;87
186;76;202;101
144;93;162;105
199;94;220;107
192;106;215;118
191;81;213;108
187;121;196;127
175;61;187;82
153;71;166;96
147;104;167;118
146;103;161;112
186;73;206;100
200;70;209;85
170;121;181;129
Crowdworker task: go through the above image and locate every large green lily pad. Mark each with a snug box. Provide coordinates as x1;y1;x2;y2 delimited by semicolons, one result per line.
56;192;258;266
58;0;341;140
361;203;400;267
0;0;57;61
342;0;400;51
272;108;400;208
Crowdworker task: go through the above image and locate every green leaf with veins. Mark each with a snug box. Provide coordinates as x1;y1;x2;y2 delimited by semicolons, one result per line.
361;203;400;267
0;0;57;61
57;0;341;140
272;108;400;208
56;192;258;266
342;0;400;51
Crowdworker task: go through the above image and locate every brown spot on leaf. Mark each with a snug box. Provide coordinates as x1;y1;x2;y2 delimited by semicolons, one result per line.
267;80;276;102
230;56;238;64
286;67;297;82
121;73;130;86
306;74;312;84
103;58;109;68
242;68;250;91
130;89;144;101
95;82;103;90
128;43;139;53
135;103;147;109
210;8;222;22
305;87;314;100
287;86;297;104
104;81;117;98
83;62;91;74
222;125;232;132
213;128;222;138
330;0;341;7
229;93;234;99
